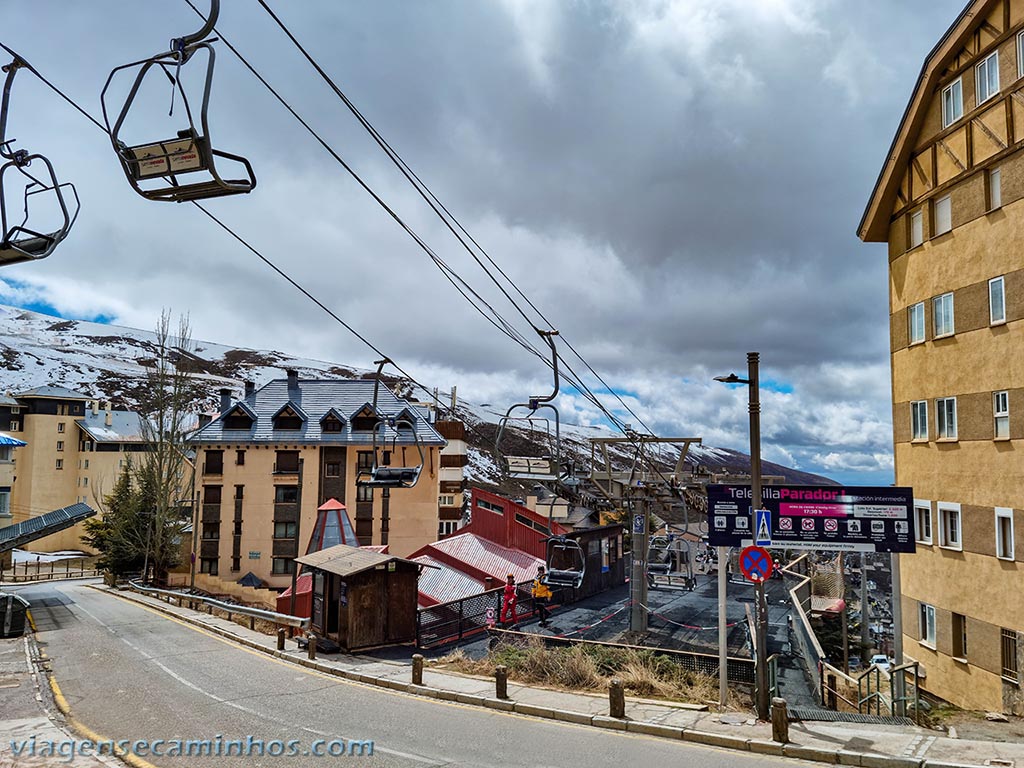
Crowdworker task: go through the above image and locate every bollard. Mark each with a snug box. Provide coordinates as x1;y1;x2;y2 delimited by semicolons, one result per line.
771;697;790;743
277;627;286;651
307;633;317;660
249;616;256;631
412;654;424;686
609;678;625;719
495;665;508;699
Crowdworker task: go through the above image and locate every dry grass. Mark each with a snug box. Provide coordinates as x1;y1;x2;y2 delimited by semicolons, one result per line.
437;636;736;707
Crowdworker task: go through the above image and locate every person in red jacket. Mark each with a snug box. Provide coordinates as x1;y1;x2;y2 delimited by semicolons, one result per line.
501;574;518;625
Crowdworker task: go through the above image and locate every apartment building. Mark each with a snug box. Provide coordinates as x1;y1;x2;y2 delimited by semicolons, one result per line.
0;386;152;552
860;0;1024;713
189;372;447;588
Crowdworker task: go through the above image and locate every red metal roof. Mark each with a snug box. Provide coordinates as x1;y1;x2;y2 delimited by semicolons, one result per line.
413;554;486;607
460;488;568;557
418;532;543;584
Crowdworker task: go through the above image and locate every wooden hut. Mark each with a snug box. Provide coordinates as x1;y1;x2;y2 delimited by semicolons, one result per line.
551;524;627;600
295;544;421;652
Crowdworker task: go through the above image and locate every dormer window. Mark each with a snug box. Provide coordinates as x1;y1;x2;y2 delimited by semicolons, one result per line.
350;404;381;432
273;404;305;431
222;403;255;431
320;409;346;434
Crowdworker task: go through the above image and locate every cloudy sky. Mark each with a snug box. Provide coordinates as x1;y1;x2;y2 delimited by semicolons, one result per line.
0;1;966;485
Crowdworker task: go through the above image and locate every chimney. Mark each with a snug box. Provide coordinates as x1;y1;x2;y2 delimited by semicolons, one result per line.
105;409;113;427
91;400;99;416
219;388;232;413
286;369;298;389
484;576;496;590
244;380;255;398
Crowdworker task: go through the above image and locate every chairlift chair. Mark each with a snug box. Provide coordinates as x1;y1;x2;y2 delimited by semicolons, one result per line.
494;330;564;484
0;56;79;266
357;415;424;489
354;358;425;489
100;0;256;203
545;535;585;589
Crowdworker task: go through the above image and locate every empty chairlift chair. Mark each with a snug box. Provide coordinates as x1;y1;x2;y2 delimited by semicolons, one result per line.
0;55;79;266
100;0;256;203
354;358;425;490
545;536;585;590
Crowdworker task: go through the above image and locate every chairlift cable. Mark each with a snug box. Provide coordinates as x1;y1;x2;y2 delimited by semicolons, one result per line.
244;1;658;438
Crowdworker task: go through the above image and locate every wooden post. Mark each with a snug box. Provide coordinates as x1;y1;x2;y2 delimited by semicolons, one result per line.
307;633;317;660
412;654;424;686
609;678;625;718
771;697;790;743
495;665;508;699
277;627;286;651
826;674;837;709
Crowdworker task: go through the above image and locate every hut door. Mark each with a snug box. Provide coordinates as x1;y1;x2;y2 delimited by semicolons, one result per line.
326;575;340;638
312;572;325;632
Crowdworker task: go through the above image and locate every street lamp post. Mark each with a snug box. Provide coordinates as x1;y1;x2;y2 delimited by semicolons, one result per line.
715;352;768;719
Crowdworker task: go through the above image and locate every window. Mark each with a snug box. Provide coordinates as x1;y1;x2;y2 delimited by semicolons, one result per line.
322;418;344;433
915;500;932;544
274;521;297;539
910;209;924;248
942;78;963;128
9;421;19;432
994;391;1010;439
908;302;926;345
236;450;245;466
202;523;220;540
977;50;1000;104
200;558;219;576
82;477;88;487
233;521;243;536
357;485;373;502
1002;628;1019;683
204;449;224;475
55;459;63;470
990;276;1006;325
231;557;241;572
0;447;9;462
10;406;19;415
56;441;64;452
57;422;65;433
357;451;374;471
203;485;222;504
272;558;295;575
274;450;299;473
936;397;957;439
1019;31;1024;78
911;401;928;440
919;603;937;647
234;484;244;500
996;507;1015;560
0;490;9;517
438;520;459;537
274;486;298;504
933;292;954;337
934;195;951;236
325;462;340;477
938;501;962;550
84;459;89;469
439;494;456;507
989;167;1002;210
952;613;968;660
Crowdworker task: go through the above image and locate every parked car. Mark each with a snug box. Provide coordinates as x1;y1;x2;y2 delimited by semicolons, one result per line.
869;653;893;672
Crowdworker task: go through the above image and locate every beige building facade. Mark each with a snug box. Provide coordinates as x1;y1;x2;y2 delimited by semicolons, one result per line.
0;387;154;553
190;373;447;589
861;0;1024;713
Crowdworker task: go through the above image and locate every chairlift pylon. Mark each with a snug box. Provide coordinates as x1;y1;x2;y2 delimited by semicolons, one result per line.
0;56;79;266
100;0;256;203
355;358;425;489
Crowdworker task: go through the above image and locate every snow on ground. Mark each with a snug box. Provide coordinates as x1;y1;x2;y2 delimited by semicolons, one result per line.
12;549;90;563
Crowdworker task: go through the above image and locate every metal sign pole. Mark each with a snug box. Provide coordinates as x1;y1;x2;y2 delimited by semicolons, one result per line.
718;545;728;708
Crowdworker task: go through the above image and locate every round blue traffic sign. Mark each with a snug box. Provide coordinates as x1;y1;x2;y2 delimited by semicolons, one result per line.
740;545;773;582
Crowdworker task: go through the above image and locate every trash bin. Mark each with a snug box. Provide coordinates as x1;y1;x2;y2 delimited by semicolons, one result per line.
1;592;30;638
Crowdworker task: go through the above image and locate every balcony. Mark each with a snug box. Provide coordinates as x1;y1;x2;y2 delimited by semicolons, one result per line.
272;462;300;475
202;461;224;476
273;503;299;523
200;504;221;523
200;540;220;559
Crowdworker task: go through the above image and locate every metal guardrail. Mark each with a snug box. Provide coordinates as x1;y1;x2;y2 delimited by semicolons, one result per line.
128;580;310;630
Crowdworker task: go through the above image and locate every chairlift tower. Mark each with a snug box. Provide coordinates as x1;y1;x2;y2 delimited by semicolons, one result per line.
587;434;701;633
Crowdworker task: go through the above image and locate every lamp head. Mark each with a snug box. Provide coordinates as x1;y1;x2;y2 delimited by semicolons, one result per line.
713;373;742;384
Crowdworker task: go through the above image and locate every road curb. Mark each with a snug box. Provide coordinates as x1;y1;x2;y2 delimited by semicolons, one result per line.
93;586;959;767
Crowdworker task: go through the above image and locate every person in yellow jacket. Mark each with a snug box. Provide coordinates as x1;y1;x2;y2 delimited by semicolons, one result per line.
532;565;553;627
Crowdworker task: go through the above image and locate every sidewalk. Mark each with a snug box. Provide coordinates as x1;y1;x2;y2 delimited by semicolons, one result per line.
87;585;1024;768
0;635;117;768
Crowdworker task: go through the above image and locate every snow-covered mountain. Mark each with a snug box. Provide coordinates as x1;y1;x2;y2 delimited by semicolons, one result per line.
0;304;833;487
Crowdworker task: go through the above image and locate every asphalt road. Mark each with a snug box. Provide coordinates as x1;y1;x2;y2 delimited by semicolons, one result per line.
13;581;812;768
